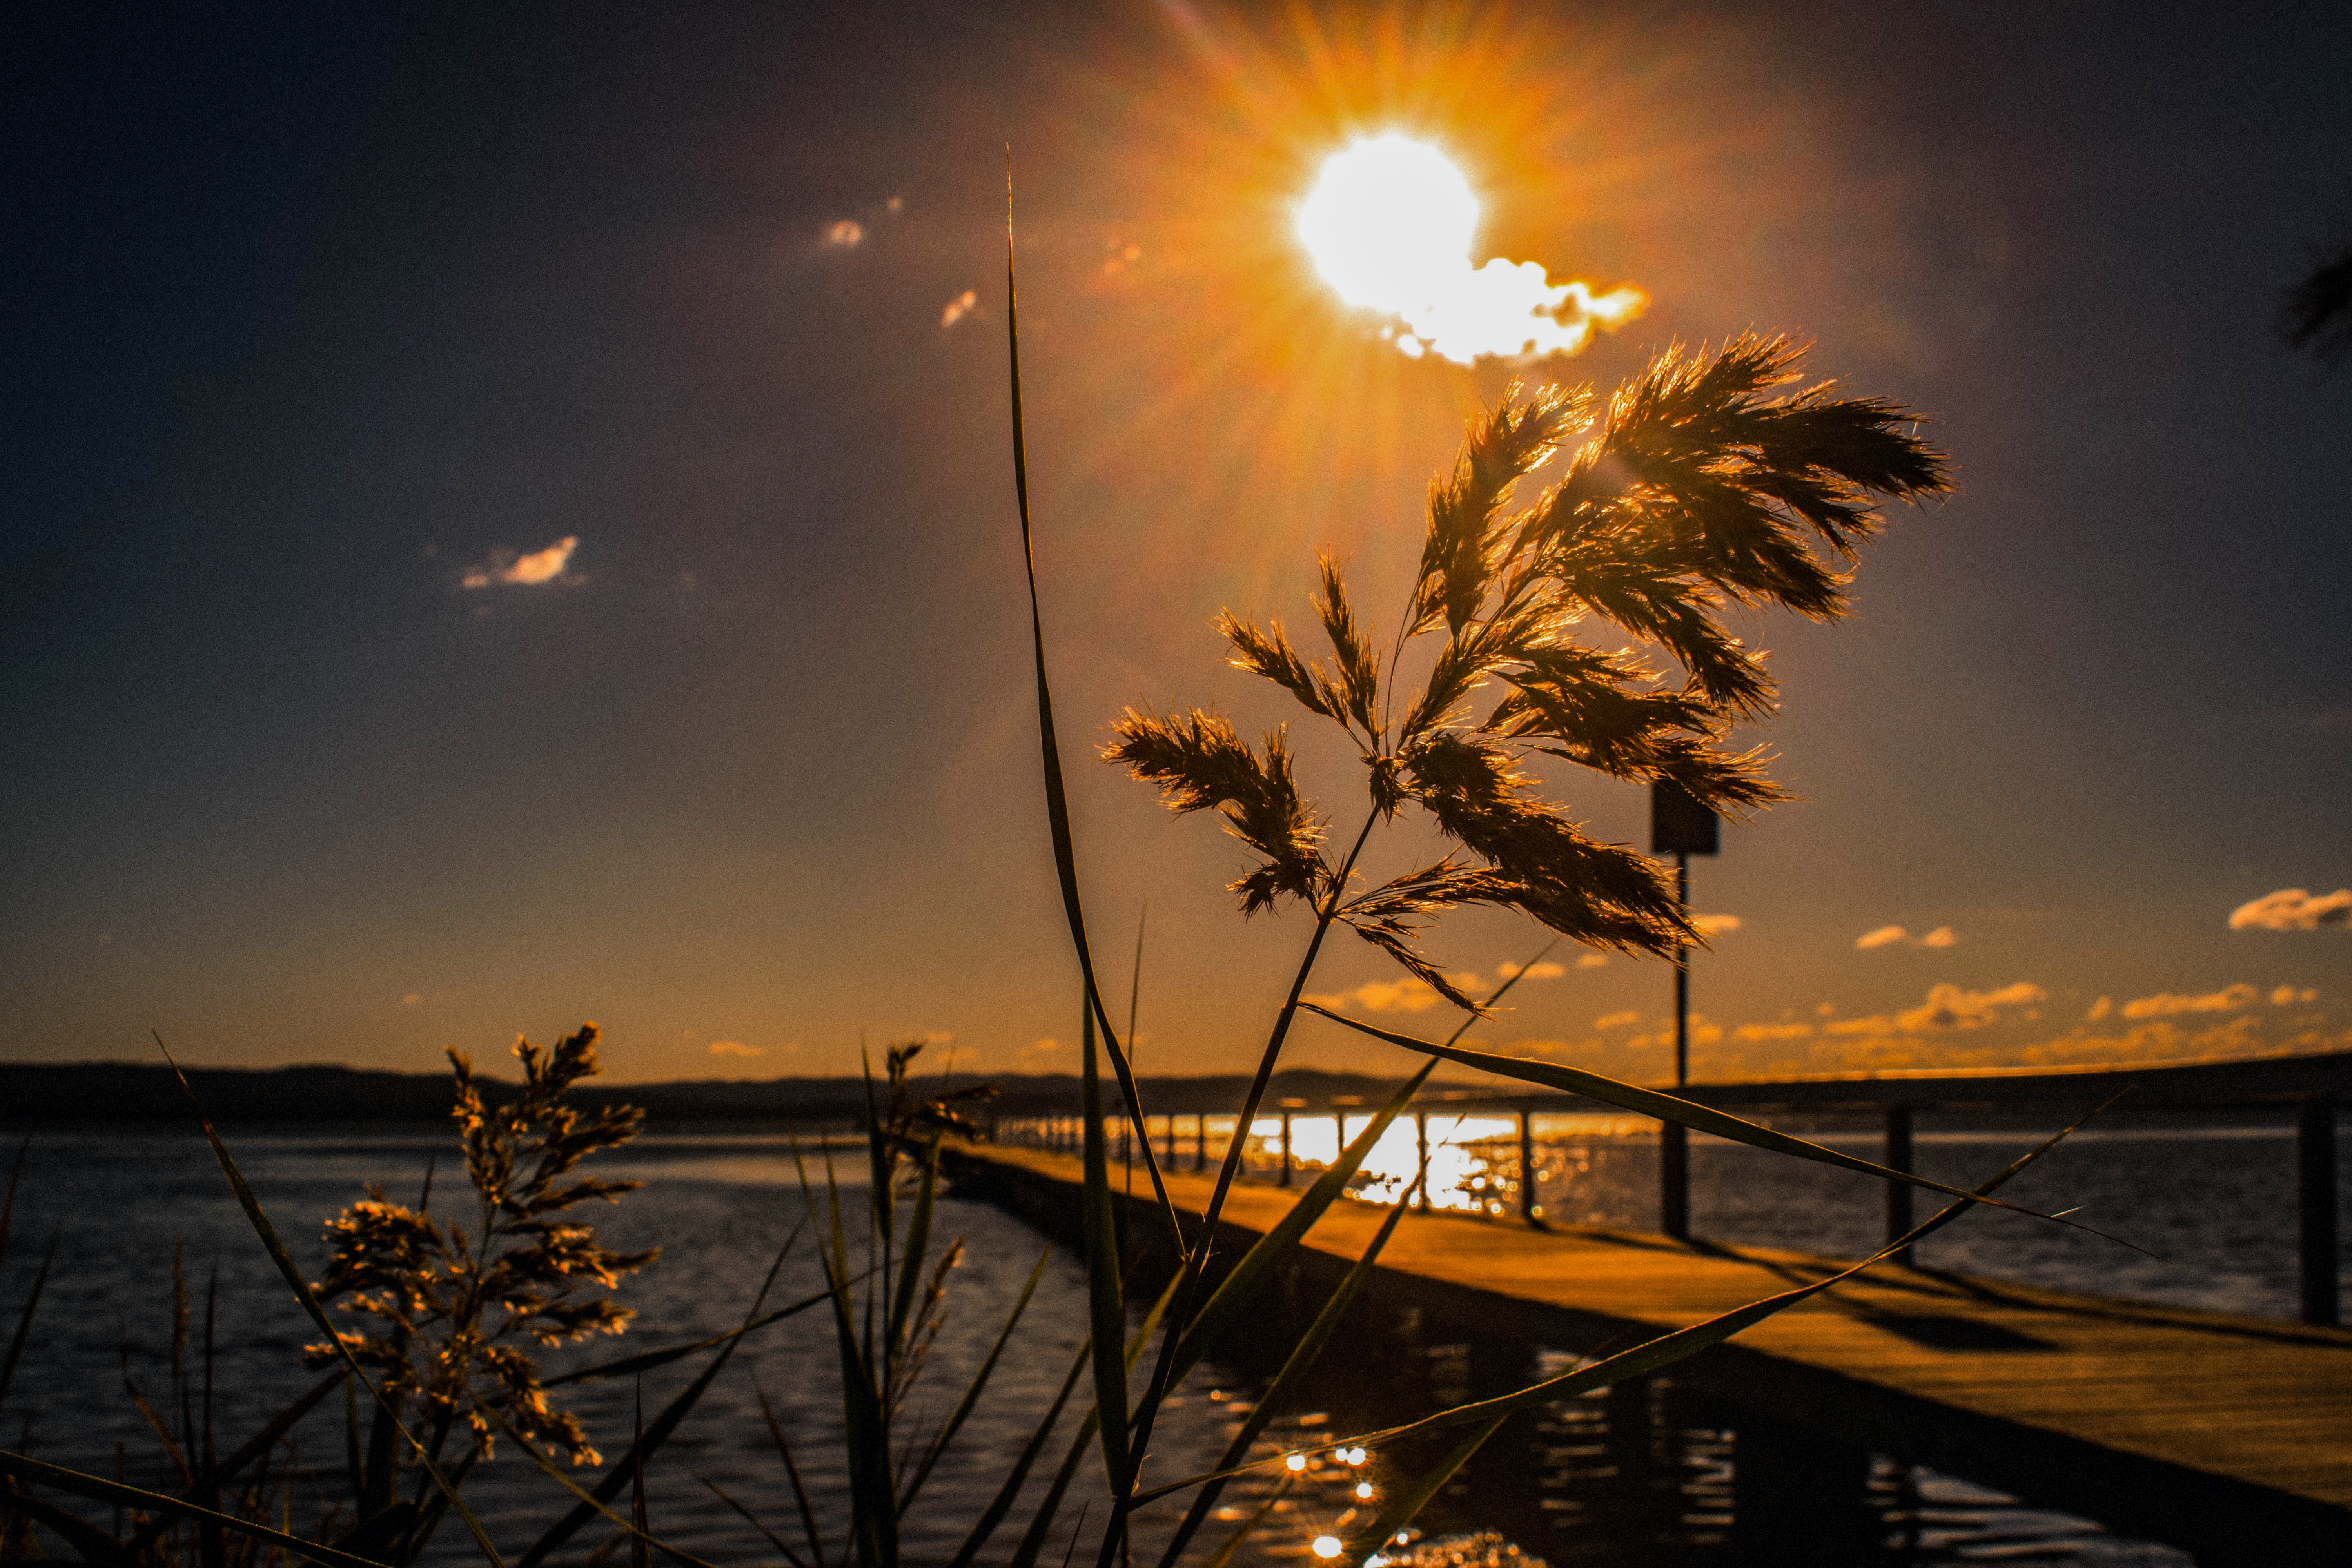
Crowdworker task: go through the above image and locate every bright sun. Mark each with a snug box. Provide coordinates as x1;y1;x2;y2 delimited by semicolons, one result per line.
1297;133;1480;312
1296;133;1648;365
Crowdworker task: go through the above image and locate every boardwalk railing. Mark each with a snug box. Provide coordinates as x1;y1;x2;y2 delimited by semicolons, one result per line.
990;1045;2352;1326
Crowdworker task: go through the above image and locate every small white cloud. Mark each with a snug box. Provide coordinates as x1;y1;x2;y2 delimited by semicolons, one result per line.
886;196;905;214
401;992;421;1006
1857;924;1958;950
2272;984;2320;1005
2087;996;2113;1021
1575;953;1608;969
708;1040;762;1058
941;290;979;329
1898;980;2045;1031
1827;982;2047;1036
1020;1037;1062;1058
1496;960;1566;981
2230;888;2352;931
1693;913;1740;937
1349;978;1442;1013
461;536;578;590
1815;1002;1836;1016
2120;982;2259;1021
825;220;864;247
1594;1009;1639;1030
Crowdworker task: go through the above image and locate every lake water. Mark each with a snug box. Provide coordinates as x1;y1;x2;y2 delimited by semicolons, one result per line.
2;1117;2335;1565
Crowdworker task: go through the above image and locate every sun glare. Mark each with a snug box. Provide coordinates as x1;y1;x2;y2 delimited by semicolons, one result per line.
1298;135;1480;312
1297;133;1647;365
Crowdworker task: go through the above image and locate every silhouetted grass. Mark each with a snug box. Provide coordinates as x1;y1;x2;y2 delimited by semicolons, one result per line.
0;185;2118;1568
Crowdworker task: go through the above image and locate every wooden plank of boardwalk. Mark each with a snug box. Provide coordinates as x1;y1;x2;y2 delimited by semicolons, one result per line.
951;1144;2352;1565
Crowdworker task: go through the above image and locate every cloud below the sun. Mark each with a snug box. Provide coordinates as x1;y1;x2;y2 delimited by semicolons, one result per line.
1298;134;1646;365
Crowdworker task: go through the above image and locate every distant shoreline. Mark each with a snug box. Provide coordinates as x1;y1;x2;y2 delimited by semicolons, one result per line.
0;1060;2295;1132
0;1060;1437;1125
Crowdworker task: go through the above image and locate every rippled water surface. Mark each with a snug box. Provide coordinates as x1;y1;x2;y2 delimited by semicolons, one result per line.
5;1118;2325;1565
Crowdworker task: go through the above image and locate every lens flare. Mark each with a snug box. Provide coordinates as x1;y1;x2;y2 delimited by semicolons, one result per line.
1298;133;1647;365
1298;136;1480;312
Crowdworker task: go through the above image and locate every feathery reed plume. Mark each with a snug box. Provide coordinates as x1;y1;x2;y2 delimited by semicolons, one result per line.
1112;334;1949;1008
307;1024;654;1494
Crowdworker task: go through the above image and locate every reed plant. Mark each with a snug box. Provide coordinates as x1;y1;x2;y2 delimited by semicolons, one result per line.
0;201;2109;1568
994;198;2103;1568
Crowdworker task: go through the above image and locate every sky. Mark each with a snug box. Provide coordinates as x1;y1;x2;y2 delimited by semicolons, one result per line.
4;0;2349;1085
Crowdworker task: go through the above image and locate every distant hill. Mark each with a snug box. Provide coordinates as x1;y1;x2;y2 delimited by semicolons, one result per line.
0;1061;1449;1126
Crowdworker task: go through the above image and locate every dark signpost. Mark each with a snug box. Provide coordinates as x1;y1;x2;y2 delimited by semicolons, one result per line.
1652;779;1718;1239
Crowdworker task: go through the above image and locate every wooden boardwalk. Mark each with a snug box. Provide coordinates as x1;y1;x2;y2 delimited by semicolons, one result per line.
949;1144;2352;1568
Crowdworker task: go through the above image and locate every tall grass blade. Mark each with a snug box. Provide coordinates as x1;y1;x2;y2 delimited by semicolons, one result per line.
1197;1477;1289;1568
0;1135;27;1277
0;1448;389;1568
4;1479;141;1566
469;1406;717;1568
1006;1273;1180;1568
344;1374;365;1508
0;1230;54;1420
515;1238;793;1568
942;1334;1090;1568
1156;1182;1419;1568
693;1471;811;1568
753;1380;828;1568
1301;1006;2128;1238
1002;161;1183;1257
864;1054;893;1257
1136;1105;2090;1508
1112;951;1550;1568
152;1035;507;1568
888;1140;939;1353
204;1370;341;1495
543;1220;814;1389
902;1247;1051;1513
630;1392;651;1568
1171;1062;1433;1378
815;1176;897;1568
1345;1416;1506;1565
392;1444;483;1568
1080;1003;1131;1489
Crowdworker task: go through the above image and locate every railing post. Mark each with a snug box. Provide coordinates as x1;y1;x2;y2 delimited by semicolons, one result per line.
2300;1094;2338;1327
1518;1107;1537;1223
1279;1112;1294;1189
1415;1111;1431;1210
1884;1103;1915;1259
1660;1122;1689;1239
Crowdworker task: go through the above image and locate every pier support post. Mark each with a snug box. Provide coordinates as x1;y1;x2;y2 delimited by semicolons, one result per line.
1279;1112;1294;1189
1195;1112;1207;1172
1661;1122;1689;1239
1518;1109;1538;1223
1415;1112;1431;1210
2299;1094;2338;1327
1884;1103;1915;1258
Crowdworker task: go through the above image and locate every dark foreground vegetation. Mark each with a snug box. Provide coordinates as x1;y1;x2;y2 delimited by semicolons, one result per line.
0;270;2123;1568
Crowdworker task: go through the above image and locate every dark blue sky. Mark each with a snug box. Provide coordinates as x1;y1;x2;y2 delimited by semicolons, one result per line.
5;0;2348;1081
